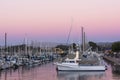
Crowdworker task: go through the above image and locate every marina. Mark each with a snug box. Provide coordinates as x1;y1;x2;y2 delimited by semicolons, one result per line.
0;0;120;80
0;27;119;80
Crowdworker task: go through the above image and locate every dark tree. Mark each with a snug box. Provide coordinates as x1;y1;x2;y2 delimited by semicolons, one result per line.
112;41;120;52
72;43;77;50
88;41;97;51
56;45;69;51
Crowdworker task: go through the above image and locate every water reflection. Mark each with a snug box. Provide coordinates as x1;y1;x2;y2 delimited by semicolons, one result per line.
0;64;58;80
57;71;106;80
0;63;120;80
0;66;36;80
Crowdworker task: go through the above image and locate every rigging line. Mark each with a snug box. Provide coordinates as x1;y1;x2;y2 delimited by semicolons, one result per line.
66;18;73;45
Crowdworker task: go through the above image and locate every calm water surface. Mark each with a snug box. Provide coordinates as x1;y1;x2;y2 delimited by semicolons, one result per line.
0;63;120;80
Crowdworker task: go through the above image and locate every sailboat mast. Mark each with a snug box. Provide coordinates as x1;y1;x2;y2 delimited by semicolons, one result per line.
84;32;86;51
66;18;73;44
5;33;7;53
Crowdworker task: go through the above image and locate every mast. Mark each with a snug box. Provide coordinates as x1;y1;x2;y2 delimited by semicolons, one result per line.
24;37;27;55
81;27;84;52
66;18;73;44
5;33;7;54
25;38;27;55
84;32;86;51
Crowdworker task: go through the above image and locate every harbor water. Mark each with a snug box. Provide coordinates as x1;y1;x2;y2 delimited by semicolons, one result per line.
0;62;120;80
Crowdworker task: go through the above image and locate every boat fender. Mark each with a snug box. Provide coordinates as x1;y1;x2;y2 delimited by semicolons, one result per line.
105;65;107;70
56;67;58;71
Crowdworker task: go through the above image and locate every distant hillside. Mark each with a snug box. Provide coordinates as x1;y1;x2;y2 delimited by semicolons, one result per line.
97;42;113;47
96;42;113;50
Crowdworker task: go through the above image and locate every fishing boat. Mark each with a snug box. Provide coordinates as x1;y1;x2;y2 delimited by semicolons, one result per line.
54;27;107;71
55;47;107;71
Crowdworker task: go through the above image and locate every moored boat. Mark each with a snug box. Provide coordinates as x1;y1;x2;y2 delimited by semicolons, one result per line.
55;48;107;71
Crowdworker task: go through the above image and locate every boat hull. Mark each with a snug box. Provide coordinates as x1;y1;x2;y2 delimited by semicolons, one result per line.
56;63;106;71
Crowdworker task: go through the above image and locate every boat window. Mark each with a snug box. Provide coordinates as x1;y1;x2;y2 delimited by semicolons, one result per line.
64;61;69;63
83;55;87;58
64;61;66;63
70;61;75;63
76;60;80;63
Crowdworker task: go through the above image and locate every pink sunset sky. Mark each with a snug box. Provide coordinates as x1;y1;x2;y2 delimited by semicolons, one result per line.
0;0;120;45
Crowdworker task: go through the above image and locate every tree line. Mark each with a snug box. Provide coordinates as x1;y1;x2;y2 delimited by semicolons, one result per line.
55;41;120;52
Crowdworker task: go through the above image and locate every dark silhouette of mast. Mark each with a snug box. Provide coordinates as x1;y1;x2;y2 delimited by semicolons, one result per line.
81;27;84;52
5;33;7;53
66;18;73;44
84;31;86;51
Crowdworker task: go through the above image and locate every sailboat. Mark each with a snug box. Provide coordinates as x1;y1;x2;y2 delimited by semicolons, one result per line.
54;27;107;71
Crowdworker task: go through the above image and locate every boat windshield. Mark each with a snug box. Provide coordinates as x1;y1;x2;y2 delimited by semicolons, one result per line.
64;61;75;63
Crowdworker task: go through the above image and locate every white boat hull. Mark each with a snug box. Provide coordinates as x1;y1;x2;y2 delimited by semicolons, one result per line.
56;63;106;71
